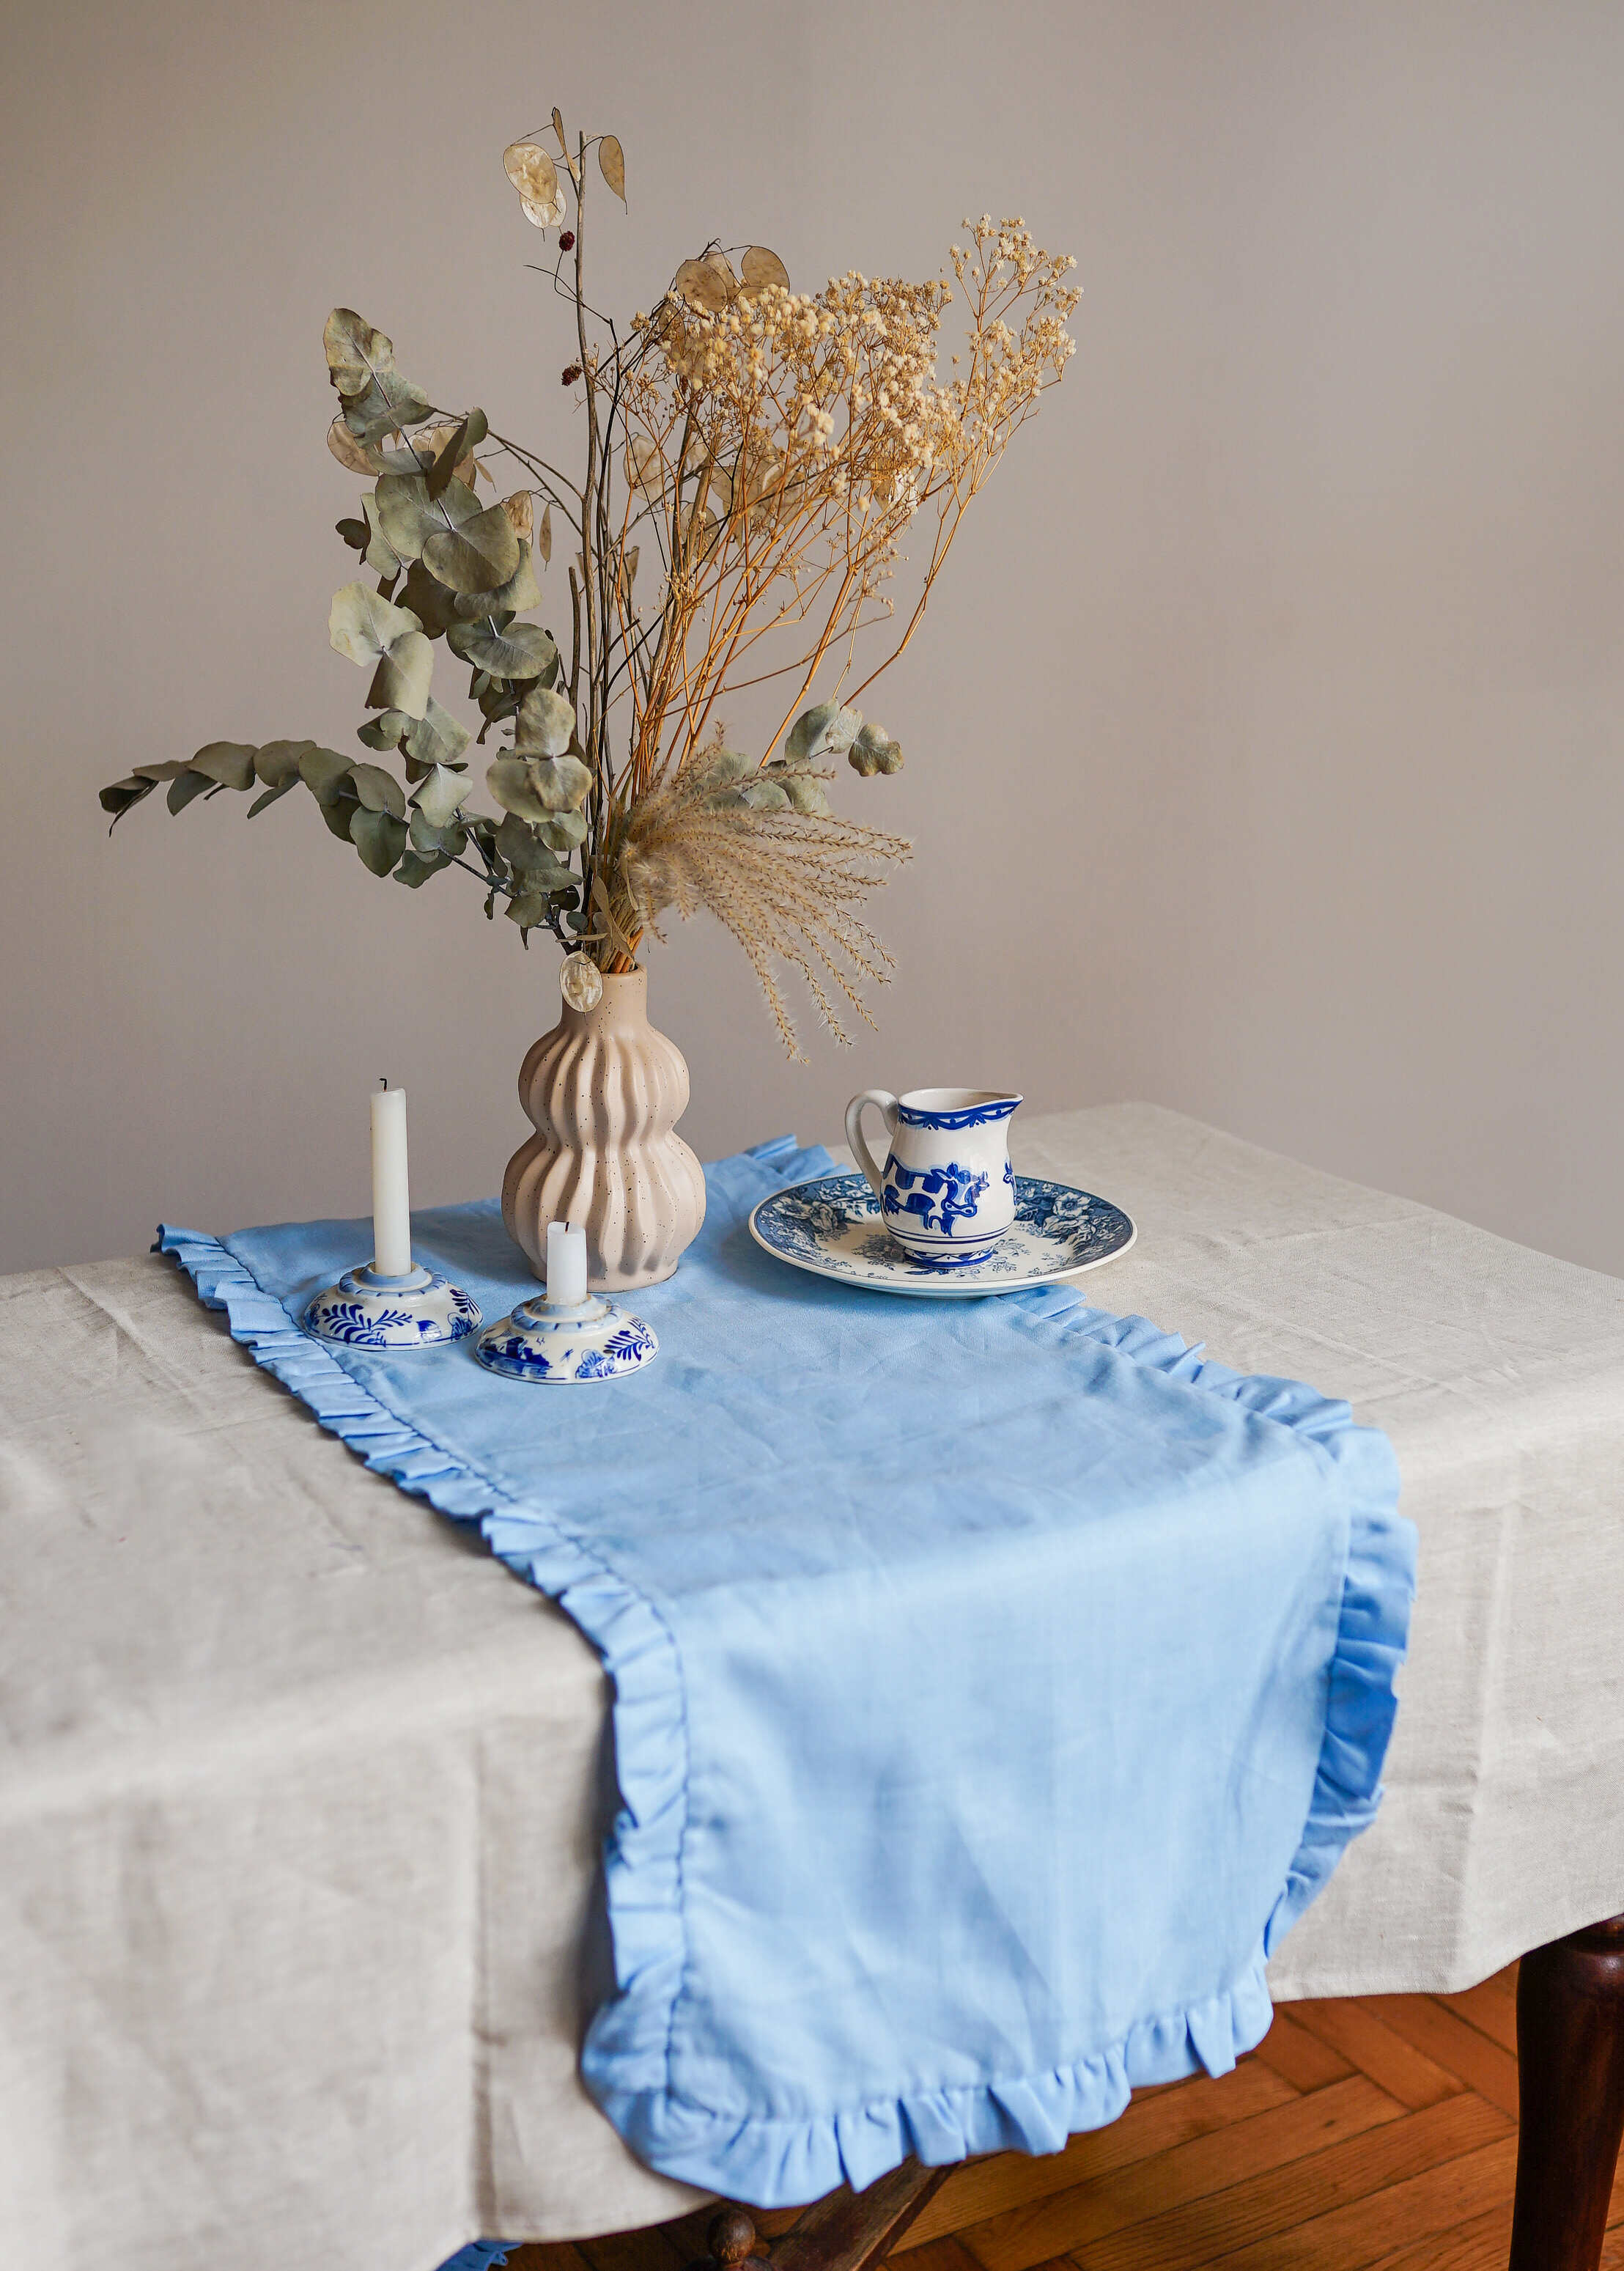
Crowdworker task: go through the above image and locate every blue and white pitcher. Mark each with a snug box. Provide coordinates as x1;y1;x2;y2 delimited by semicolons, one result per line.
845;1087;1022;1267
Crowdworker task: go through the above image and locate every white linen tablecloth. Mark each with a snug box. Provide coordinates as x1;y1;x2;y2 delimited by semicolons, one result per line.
3;1103;1622;2271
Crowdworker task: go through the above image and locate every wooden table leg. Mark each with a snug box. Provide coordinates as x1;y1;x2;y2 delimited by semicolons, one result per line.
1510;1913;1624;2271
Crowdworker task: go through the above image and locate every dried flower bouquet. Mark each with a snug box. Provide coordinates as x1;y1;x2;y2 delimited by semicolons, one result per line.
102;112;1078;1054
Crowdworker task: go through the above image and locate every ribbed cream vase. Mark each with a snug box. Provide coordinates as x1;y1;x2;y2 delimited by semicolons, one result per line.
501;968;707;1291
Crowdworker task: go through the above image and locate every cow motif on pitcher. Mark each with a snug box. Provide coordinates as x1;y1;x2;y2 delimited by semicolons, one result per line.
844;1088;1022;1266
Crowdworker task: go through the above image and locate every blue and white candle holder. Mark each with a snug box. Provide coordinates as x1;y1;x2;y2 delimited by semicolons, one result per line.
475;1289;658;1383
303;1263;481;1350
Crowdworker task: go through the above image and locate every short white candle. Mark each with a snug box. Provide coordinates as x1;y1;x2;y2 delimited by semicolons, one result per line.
370;1086;413;1278
547;1220;588;1307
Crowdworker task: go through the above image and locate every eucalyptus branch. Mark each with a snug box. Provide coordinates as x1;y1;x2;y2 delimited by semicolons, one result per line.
102;152;1077;1048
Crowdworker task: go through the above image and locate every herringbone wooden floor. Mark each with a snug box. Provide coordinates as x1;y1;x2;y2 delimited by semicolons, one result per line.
511;1965;1624;2271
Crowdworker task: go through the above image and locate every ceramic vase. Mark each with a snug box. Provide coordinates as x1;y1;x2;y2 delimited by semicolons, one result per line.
502;968;706;1291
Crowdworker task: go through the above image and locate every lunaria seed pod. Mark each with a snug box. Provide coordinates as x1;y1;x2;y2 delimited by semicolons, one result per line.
560;951;604;1012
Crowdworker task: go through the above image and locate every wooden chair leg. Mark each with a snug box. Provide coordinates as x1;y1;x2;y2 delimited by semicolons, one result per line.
684;2167;950;2271
1510;1913;1624;2271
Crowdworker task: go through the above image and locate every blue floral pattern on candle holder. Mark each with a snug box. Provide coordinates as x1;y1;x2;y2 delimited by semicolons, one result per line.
474;1291;660;1383
303;1267;481;1349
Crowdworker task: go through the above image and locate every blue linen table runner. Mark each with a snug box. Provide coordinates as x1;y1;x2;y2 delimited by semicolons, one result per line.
160;1136;1414;2209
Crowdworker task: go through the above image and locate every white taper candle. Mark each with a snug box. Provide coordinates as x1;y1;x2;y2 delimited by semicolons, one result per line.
547;1220;588;1307
370;1086;413;1278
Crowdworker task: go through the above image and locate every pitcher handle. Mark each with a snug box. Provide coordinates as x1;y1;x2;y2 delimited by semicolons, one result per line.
845;1090;899;1204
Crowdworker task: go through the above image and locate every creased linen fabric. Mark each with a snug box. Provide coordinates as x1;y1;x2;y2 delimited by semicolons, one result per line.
9;1104;1621;2271
155;1135;1414;2208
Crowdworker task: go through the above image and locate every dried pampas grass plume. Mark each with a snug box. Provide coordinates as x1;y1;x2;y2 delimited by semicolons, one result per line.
615;773;910;1059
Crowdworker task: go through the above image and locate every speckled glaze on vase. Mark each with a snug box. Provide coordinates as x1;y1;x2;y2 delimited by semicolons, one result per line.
502;967;707;1291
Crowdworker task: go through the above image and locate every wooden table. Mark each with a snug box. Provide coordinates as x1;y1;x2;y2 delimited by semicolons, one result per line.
3;1104;1621;2271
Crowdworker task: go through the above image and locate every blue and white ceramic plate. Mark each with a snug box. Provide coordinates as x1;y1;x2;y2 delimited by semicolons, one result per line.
749;1173;1136;1298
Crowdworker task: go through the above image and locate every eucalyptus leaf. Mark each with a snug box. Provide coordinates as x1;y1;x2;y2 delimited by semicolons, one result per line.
492;813;535;866
397;559;462;638
346;390;423;450
375;471;481;564
362;493;401;577
525;852;576;889
539;806;588;850
408;809;468;858
446;614;553;680
166;769;211;814
247;781;297;818
775;769;833;814
100;757;197;823
424;501;520;594
320;789;360;839
341;370;431;443
410;422;478;487
324;309;430;443
349;761;407;818
350;804;409;875
849;721;904;776
99;775;160;822
495;811;569;872
786;698;863;762
328;581;424;666
329;581;432;717
506;881;572;933
453;538;540;619
336;515;369;552
393;849;447;887
537;501;553;564
356;710;408;751
504;893;545;934
323;308;390;395
410;762;474;828
427;408;488;500
786;700;836;760
486;751;591;821
500;490;534;544
598;133;626;204
189;741;258;791
298;746;355;802
512;681;575;757
401;697;471;770
366;633;432;719
739;777;791;812
254;740;318;788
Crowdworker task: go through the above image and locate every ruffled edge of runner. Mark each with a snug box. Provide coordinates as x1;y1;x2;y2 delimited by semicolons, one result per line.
156;1181;1414;2212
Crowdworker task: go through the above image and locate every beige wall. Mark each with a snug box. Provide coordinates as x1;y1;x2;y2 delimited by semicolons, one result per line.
4;0;1621;1278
